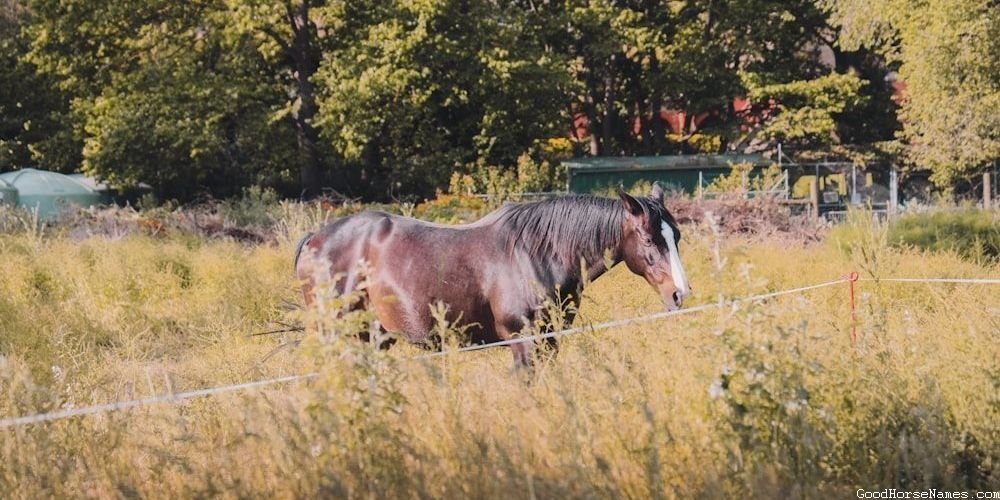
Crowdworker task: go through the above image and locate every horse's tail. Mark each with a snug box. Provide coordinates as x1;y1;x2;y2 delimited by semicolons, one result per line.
293;231;315;273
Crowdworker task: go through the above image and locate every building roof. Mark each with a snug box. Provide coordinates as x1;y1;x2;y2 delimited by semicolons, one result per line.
0;168;97;195
67;173;111;191
563;154;770;172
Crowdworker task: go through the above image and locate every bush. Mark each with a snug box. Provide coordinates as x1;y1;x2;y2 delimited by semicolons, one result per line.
413;194;488;224
448;139;572;203
219;186;282;228
888;209;1000;261
704;162;785;195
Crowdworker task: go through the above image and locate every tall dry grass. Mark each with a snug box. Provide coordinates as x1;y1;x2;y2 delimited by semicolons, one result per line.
1;207;998;498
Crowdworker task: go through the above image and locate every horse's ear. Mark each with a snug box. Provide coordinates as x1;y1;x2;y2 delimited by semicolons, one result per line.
616;185;643;216
650;181;665;205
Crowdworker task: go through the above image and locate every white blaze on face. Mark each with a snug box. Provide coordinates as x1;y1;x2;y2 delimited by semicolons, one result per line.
660;221;690;297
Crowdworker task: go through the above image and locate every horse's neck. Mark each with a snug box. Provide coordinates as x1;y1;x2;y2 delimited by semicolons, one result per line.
582;251;622;283
551;245;622;294
493;197;624;291
562;218;624;289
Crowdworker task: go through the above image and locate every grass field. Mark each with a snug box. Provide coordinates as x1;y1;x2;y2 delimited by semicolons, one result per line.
1;207;999;498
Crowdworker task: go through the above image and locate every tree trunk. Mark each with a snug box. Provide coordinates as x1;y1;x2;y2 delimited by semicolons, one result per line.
648;52;664;154
584;60;602;156
703;0;715;43
288;0;322;199
602;54;617;156
625;58;646;155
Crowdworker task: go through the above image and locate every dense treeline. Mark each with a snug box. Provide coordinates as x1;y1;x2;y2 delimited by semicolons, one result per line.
1;0;996;201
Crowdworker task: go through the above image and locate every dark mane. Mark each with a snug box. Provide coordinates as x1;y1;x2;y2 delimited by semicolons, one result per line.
490;195;625;267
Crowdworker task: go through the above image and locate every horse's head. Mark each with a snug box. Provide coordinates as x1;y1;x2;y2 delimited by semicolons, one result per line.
617;183;691;311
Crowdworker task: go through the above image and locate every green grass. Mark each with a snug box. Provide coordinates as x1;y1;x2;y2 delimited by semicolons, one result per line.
1;207;999;498
889;208;1000;262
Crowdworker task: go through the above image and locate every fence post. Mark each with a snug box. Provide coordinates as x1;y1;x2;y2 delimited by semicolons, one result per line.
889;166;899;218
810;177;820;219
985;172;993;209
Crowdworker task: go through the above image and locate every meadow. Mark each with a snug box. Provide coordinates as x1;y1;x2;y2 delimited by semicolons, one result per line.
1;201;998;498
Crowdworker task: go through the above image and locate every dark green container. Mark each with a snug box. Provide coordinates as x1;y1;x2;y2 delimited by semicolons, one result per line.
564;154;771;194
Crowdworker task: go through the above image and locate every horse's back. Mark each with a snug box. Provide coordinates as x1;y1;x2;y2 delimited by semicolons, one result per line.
296;210;504;342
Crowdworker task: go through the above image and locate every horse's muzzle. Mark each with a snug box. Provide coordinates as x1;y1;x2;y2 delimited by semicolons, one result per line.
662;287;690;311
661;291;683;311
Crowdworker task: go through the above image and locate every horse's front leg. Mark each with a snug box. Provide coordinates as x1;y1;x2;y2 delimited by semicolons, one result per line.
494;318;534;373
540;304;578;357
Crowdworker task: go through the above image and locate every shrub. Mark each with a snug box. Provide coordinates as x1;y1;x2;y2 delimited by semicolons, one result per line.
448;140;571;203
219;186;282;228
704;162;785;195
413;194;488;224
887;209;1000;261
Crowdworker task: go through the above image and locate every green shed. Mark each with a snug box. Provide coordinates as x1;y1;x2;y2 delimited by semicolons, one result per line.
0;168;104;219
0;178;17;207
564;154;771;194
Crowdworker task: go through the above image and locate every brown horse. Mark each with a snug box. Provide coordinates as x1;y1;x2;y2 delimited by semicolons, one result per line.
294;183;690;368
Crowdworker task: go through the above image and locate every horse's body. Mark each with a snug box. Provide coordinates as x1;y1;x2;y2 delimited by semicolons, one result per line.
295;186;689;368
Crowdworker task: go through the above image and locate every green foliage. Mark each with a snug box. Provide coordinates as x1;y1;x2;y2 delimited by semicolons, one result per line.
0;0;80;172
412;194;488;224
447;138;572;203
712;312;833;491
23;0;315;200
830;207;1000;262
589;179;661;198
79;59;299;200
705;162;785;195
313;0;569;197
686;133;724;154
826;0;1000;185
220;186;282;228
888;209;1000;261
14;0;900;201
742;72;868;150
11;0;989;198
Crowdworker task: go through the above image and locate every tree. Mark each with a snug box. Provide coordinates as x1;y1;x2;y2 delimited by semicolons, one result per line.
547;0;842;157
13;0;908;200
0;0;79;172
77;42;300;199
825;0;1000;186
312;0;569;198
227;0;331;197
25;0;329;200
738;72;867;153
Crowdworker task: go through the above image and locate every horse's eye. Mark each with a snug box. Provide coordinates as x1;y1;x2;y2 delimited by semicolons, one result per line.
642;236;653;246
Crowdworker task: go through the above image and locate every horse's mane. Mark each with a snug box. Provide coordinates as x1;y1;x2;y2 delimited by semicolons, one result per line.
487;195;626;267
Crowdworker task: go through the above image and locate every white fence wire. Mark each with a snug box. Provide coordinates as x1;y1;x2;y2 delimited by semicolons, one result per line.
1;275;997;430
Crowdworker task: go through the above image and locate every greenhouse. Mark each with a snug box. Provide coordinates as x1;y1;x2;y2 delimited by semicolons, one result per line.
0;168;104;219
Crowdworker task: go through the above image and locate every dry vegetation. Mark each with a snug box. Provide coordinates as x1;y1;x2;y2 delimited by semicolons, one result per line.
1;203;998;498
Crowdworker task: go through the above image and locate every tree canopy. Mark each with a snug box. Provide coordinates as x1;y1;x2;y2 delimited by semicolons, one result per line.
1;0;995;200
825;0;999;185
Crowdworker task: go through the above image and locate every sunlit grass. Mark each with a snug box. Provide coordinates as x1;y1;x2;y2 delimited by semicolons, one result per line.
1;211;998;497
